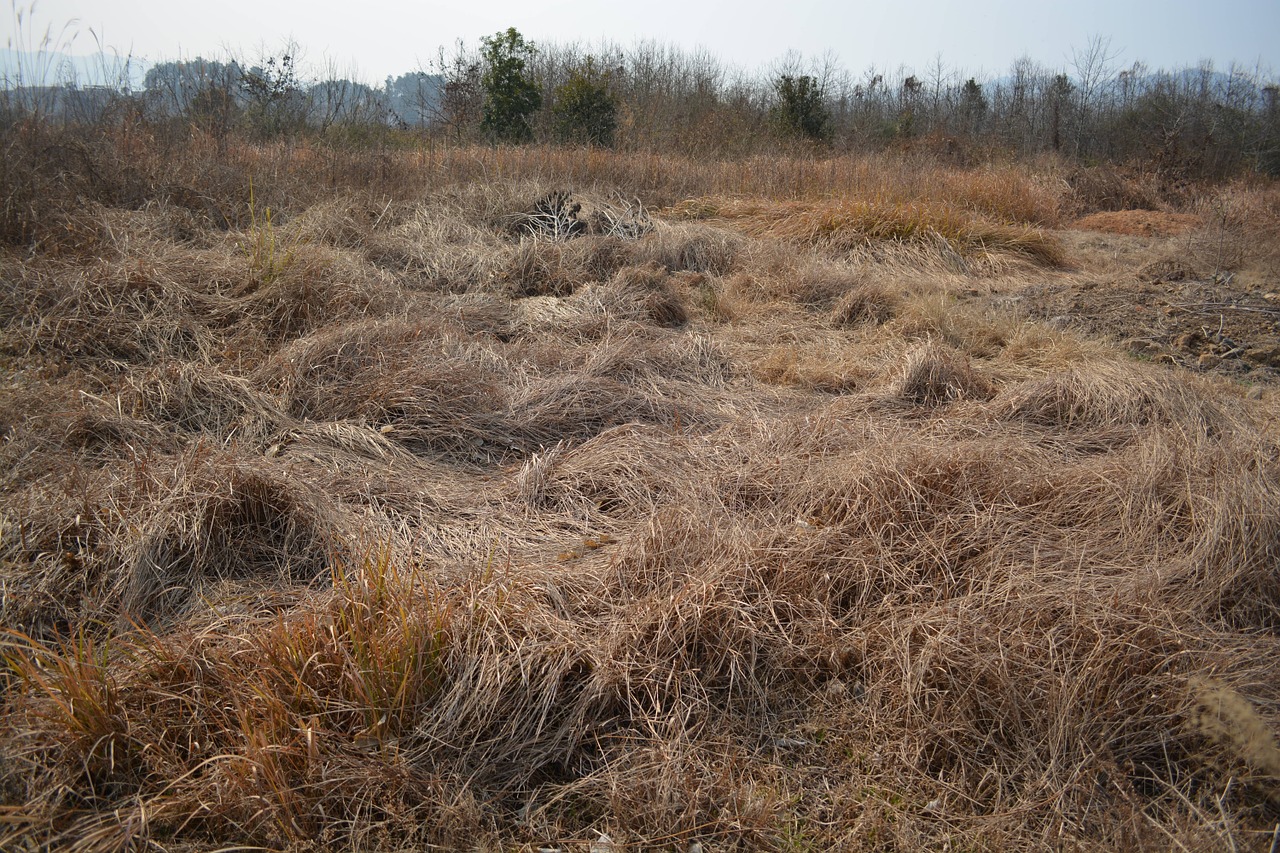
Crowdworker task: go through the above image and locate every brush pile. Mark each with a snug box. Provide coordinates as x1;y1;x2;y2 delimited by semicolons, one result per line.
2;135;1279;852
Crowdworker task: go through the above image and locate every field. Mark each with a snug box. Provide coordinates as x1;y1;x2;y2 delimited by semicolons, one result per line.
2;132;1280;851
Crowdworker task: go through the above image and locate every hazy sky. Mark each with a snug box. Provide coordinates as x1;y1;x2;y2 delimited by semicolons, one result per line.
6;0;1279;83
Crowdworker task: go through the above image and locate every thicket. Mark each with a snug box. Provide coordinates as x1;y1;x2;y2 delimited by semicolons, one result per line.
3;29;1278;178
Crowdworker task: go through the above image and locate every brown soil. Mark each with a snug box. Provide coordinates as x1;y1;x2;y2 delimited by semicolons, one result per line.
1070;209;1202;237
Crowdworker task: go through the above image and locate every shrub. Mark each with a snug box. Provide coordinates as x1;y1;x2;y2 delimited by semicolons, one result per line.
239;53;307;140
771;74;831;143
552;58;618;147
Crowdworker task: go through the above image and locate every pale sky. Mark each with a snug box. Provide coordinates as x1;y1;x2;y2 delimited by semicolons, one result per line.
6;0;1278;84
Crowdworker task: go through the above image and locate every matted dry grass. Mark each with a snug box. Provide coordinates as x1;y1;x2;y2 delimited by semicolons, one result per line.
667;196;1067;270
2;133;1279;852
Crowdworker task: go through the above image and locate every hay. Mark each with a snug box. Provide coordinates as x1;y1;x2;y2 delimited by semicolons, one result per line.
515;424;702;516
830;281;900;327
121;360;288;446
636;222;741;275
505;374;685;454
991;362;1235;436
0;264;216;367
254;315;477;419
671;196;1066;268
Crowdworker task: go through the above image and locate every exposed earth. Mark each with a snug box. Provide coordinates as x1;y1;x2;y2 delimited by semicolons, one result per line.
992;210;1280;385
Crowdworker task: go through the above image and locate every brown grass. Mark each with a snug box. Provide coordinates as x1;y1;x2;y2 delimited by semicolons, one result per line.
594;263;689;327
3;130;1280;852
885;339;996;406
669;196;1067;269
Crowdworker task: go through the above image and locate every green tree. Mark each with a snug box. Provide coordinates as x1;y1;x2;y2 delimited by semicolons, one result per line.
552;58;618;147
479;28;541;143
771;74;830;142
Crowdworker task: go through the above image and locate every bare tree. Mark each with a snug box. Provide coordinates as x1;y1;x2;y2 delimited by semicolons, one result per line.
432;40;483;141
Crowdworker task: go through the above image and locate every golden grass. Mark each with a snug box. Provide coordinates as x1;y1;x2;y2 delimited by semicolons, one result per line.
2;131;1280;851
668;196;1067;268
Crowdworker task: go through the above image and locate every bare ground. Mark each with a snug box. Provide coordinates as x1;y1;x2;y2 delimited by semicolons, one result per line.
988;216;1280;384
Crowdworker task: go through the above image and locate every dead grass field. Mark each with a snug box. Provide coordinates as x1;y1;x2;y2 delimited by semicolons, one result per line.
2;133;1280;851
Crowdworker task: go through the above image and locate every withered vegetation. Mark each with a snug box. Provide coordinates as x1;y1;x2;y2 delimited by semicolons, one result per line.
2;129;1280;852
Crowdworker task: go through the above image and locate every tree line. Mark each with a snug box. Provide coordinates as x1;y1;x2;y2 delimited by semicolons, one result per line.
4;29;1278;178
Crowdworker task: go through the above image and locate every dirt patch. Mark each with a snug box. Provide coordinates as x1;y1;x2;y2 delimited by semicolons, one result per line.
1002;232;1280;382
1070;209;1201;237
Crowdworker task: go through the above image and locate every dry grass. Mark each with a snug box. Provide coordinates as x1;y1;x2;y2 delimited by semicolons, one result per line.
829;280;901;327
669;196;1067;270
885;339;996;406
2;130;1280;852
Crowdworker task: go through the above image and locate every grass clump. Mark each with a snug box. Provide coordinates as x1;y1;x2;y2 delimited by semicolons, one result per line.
887;339;995;406
830;281;900;326
595;262;688;327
